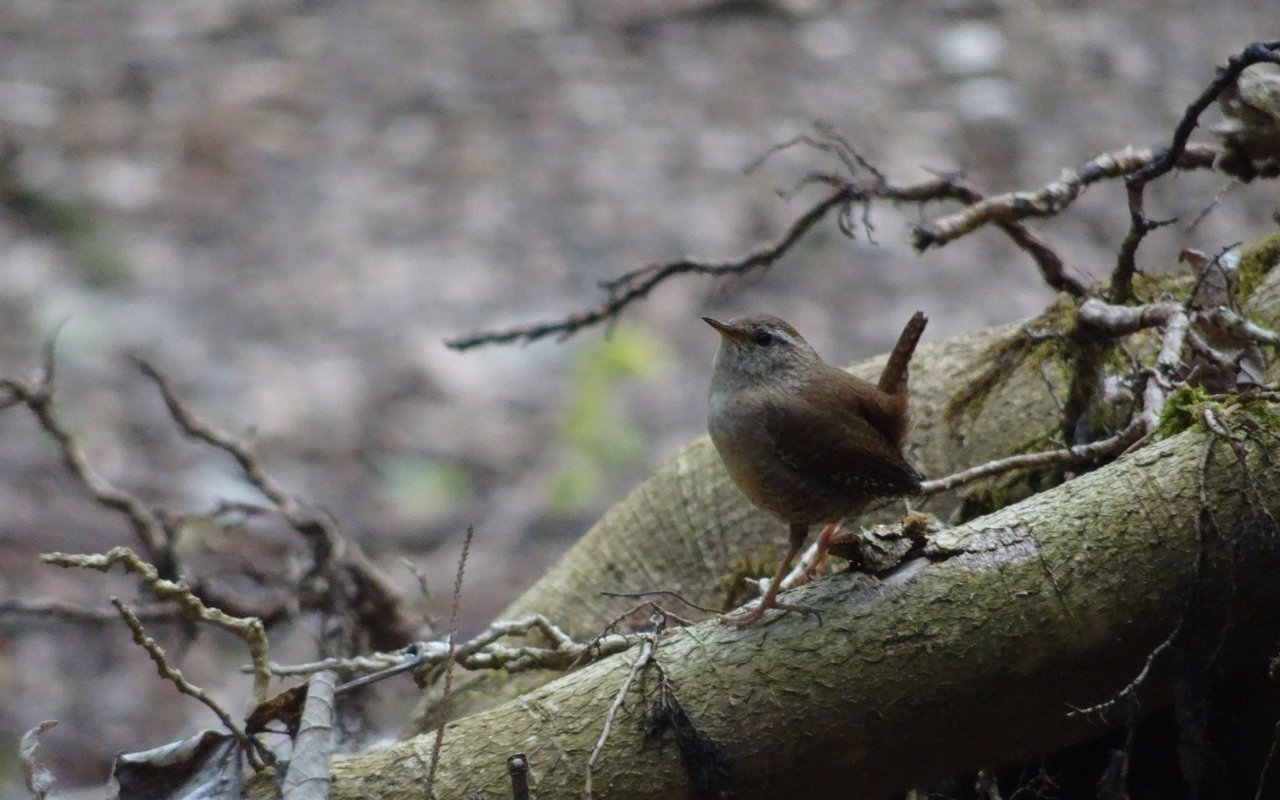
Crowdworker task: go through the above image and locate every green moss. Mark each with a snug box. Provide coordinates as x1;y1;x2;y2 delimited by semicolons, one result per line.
1235;233;1280;303
1155;384;1212;439
1131;270;1194;303
1227;393;1280;431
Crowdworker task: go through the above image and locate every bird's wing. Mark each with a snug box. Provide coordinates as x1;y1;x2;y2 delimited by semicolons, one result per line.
763;387;922;498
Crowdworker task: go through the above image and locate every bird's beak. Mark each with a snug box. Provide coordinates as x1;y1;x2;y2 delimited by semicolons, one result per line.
702;316;745;344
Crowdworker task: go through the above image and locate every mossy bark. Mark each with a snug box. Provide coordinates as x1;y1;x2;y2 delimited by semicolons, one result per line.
300;419;1280;800
305;265;1280;798
407;314;1073;730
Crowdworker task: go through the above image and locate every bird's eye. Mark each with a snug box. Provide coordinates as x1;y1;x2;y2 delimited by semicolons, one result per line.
754;331;774;347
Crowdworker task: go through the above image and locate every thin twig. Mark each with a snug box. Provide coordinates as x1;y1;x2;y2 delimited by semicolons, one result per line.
2;339;173;574
1255;721;1280;800
445;187;855;349
586;634;655;799
135;359;417;651
263;622;638;680
0;598;182;630
426;525;473;797
599;590;720;615
1067;616;1185;720
1112;41;1280;302
112;598;271;770
922;420;1144;496
43;546;272;702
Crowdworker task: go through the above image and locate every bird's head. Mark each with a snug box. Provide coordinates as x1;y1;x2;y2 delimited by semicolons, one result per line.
703;314;822;389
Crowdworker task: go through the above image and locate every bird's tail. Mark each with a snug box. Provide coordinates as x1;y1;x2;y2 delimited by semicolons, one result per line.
878;311;928;395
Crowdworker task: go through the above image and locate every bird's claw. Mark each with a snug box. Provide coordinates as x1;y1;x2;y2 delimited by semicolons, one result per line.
718;600;821;628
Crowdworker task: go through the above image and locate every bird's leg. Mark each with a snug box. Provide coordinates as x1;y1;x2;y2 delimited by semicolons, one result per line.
720;523;817;628
797;522;841;584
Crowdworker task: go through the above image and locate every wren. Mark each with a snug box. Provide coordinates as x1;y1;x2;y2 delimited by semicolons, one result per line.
704;312;927;627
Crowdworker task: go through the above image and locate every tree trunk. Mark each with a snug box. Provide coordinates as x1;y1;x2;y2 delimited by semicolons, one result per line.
307;419;1280;800
318;247;1280;797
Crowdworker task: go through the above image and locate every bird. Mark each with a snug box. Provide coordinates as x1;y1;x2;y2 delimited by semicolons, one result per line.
703;311;927;627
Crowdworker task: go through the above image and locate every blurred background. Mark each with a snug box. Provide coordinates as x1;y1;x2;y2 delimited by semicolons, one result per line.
1;0;1277;793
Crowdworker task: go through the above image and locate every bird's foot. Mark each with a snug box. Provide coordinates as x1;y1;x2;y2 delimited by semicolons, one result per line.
718;599;820;628
796;556;828;586
796;522;840;585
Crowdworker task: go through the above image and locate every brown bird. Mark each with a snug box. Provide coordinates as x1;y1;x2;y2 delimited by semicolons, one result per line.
704;312;927;627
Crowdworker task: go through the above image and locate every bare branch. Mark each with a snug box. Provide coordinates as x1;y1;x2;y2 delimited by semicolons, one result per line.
586;634;655;799
427;525;474;799
2;341;174;574
42;546;272;702
111;598;271;770
1112;41;1280;302
0;598;181;632
912;144;1219;253
445;186;855;350
921;420;1145;496
134;359;420;650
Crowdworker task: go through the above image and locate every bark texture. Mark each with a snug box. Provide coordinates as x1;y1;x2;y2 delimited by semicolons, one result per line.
333;252;1280;797
410;313;1072;729
317;420;1280;800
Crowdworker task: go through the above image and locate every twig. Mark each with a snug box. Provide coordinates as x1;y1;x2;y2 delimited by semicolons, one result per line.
912;144;1218;254
1;339;174;575
1112;41;1280;302
112;598;271;770
921;420;1144;495
599;590;720;615
262;620;638;680
586;634;656;799
445;187;855;349
135;359;294;513
1067;616;1185;721
1255;721;1280;800
0;598;181;631
135;359;417;651
426;525;473;798
42;546;272;703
